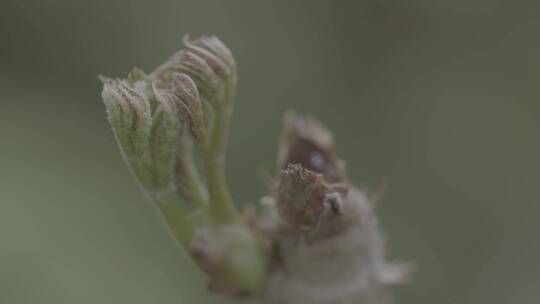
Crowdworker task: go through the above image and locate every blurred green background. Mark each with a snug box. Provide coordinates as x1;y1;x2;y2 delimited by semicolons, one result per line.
1;0;539;303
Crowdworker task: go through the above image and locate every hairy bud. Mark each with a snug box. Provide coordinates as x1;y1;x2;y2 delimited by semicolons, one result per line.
168;73;207;143
195;35;236;75
101;74;184;195
183;35;232;78
153;35;236;111
171;72;200;102
101;77;154;187
149;83;183;192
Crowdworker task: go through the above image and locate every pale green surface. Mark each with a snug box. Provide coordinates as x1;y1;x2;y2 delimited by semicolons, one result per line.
1;1;540;303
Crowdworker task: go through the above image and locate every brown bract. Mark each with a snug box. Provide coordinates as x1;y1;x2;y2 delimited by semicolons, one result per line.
277;112;347;184
276;164;328;231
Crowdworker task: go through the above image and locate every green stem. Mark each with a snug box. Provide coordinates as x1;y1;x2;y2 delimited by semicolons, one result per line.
186;162;208;209
205;79;239;224
210;78;235;156
203;151;239;224
185;93;230;223
180;144;208;210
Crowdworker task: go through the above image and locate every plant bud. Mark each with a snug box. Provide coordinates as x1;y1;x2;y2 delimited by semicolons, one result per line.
170;50;222;106
171;72;200;104
152;35;237;111
169;73;207;142
101;73;188;194
127;67;146;82
101;77;152;163
183;35;232;78
196;35;236;74
148;83;183;192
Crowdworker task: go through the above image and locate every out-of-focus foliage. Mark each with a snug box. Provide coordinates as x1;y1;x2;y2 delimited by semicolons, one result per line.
1;1;539;304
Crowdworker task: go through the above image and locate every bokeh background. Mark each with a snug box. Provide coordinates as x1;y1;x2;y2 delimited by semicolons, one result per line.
1;1;539;303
